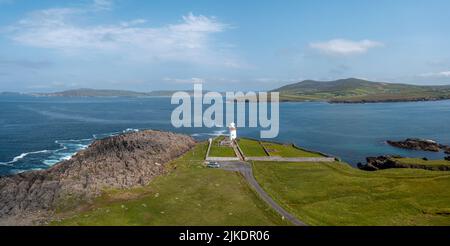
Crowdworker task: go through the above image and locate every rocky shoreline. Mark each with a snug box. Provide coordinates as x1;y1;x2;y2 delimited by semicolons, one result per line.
387;138;450;154
357;138;450;171
0;130;196;225
358;155;402;171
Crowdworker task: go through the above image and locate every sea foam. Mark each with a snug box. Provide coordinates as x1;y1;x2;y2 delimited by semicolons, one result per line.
1;128;141;170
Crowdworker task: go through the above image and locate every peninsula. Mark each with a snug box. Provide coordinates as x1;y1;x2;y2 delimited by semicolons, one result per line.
272;78;450;103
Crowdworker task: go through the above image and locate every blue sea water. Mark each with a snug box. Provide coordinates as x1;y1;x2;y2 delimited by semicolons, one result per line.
1;95;449;175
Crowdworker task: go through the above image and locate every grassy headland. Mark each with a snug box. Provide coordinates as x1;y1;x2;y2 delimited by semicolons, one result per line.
52;142;288;226
51;138;450;226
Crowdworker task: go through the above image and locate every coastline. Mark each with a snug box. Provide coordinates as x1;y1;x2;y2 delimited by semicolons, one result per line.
279;97;450;104
328;97;450;104
5;92;450;104
1;131;449;226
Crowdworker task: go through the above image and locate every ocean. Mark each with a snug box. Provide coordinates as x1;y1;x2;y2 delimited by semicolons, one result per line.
1;95;449;175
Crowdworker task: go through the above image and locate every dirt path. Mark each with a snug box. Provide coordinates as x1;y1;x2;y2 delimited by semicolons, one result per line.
219;161;306;226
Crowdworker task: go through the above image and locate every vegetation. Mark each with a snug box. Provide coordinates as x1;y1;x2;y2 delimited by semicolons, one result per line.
252;161;450;225
237;138;323;158
393;158;450;170
394;158;450;165
237;138;268;157
272;78;450;103
208;136;236;157
52;143;288;226
261;142;324;158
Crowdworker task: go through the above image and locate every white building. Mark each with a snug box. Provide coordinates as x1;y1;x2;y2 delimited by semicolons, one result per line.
229;122;237;141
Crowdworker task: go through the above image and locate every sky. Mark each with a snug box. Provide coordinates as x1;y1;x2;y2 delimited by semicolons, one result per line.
0;0;450;92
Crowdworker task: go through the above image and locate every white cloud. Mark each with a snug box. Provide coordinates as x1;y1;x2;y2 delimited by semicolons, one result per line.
6;3;241;67
92;0;114;11
254;77;306;84
163;77;244;84
419;71;450;78
254;78;279;83
310;39;383;55
120;19;147;27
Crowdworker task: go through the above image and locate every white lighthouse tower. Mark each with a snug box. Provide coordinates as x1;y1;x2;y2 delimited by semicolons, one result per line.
229;122;237;141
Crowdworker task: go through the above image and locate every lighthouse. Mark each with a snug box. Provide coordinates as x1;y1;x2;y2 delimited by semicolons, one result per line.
229;122;237;141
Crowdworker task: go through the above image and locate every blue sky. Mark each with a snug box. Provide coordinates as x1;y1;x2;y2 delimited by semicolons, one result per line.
1;0;450;92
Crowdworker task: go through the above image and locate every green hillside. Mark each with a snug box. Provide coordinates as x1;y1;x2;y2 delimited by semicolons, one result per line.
34;88;151;97
33;88;209;97
272;78;450;103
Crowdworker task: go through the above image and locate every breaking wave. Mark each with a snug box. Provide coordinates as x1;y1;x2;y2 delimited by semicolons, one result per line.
191;130;227;138
0;128;141;171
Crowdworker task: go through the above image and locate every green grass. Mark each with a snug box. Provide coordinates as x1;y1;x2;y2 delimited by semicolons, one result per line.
388;158;450;171
261;142;324;158
394;158;450;167
237;138;268;157
51;143;288;226
208;136;236;157
252;161;450;226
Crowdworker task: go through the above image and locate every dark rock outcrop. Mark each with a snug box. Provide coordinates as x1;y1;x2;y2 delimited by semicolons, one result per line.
445;156;450;161
441;145;450;154
0;130;196;225
357;155;402;171
387;138;441;152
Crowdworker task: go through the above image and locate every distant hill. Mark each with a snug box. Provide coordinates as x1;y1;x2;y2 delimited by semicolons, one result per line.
33;88;212;97
33;88;151;97
271;78;450;103
0;92;31;97
12;78;450;102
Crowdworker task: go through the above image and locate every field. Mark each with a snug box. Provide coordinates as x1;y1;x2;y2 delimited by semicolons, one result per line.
51;143;288;226
261;142;324;157
252;161;450;226
237;138;324;158
237;138;268;157
208;136;236;157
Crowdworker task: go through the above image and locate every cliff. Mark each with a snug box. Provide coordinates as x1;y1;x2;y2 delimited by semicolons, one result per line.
0;130;196;225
